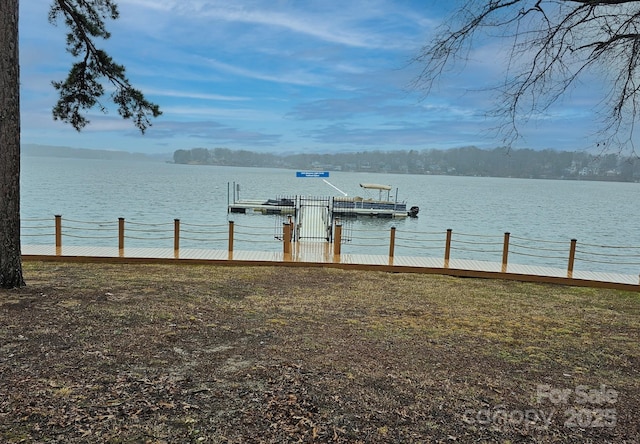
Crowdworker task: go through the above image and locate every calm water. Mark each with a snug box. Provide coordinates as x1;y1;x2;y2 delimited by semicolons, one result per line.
20;156;640;274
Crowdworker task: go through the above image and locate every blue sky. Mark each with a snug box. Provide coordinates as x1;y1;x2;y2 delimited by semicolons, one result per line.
19;0;607;155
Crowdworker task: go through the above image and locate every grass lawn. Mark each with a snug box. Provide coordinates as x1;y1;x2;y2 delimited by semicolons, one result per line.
1;262;639;443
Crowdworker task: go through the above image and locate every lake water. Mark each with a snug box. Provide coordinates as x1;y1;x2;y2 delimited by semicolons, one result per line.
20;156;640;275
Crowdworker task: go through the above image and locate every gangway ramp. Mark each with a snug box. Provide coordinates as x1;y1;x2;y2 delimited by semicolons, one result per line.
297;197;330;242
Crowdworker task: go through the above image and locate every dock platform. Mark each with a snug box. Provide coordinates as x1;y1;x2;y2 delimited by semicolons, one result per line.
228;194;412;220
228;199;296;215
21;244;640;292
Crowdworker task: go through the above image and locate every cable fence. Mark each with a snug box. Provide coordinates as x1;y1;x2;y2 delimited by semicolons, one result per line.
60;218;119;244
19;215;640;277
508;235;570;266
179;222;229;248
119;220;177;249
343;226;391;250
449;232;504;256
232;220;283;251
394;229;447;254
575;242;640;268
21;218;55;243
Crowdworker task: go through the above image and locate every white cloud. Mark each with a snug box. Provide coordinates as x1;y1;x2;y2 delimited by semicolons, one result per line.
200;57;330;87
146;89;248;102
135;1;425;50
19;1;611;153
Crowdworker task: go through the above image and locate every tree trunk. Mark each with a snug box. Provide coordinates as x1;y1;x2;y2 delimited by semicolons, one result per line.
0;0;25;288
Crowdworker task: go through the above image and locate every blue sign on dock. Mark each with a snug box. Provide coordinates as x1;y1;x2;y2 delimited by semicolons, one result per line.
296;171;329;178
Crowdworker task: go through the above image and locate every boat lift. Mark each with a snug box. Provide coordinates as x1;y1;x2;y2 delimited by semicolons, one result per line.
227;181;418;246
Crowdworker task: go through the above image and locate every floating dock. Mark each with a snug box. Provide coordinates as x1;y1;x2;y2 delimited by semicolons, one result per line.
228;199;296;215
227;183;418;244
228;195;411;242
228;196;333;242
228;197;409;218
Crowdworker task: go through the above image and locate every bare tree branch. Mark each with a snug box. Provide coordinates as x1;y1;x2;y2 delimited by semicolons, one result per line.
413;0;640;155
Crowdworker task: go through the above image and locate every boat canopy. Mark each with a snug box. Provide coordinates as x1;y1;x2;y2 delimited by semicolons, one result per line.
359;183;392;191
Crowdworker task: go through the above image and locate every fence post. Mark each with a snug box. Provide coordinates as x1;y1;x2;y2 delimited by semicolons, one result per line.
567;238;577;277
118;217;125;250
174;219;180;252
389;226;396;258
444;229;452;267
228;221;234;253
333;223;342;257
55;215;62;252
502;232;510;272
283;222;292;255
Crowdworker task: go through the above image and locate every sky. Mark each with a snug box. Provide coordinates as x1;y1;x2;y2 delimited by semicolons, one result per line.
18;0;611;155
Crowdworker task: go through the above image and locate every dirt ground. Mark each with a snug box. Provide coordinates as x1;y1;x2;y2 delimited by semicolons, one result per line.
1;262;639;443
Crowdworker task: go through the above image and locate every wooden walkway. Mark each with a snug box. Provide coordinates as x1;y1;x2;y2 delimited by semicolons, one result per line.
21;243;640;292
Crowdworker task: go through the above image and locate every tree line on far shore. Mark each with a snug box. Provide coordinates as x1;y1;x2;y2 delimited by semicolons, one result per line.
173;146;640;182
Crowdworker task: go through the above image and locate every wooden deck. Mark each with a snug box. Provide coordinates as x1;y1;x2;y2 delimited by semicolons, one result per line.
21;243;640;292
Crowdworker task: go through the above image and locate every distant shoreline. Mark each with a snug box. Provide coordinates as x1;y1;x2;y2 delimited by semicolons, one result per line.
21;143;640;183
21;144;167;162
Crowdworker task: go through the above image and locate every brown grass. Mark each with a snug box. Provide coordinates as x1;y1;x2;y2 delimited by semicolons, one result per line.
1;262;639;443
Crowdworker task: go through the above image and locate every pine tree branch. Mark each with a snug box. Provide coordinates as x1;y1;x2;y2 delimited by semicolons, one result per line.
49;0;161;133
